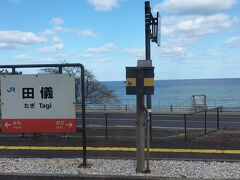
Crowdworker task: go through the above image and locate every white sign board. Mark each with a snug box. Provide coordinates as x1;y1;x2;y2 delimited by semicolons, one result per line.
193;95;206;106
1;74;75;118
0;74;76;133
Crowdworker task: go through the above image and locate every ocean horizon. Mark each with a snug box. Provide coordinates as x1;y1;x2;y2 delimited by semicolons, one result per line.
102;78;240;108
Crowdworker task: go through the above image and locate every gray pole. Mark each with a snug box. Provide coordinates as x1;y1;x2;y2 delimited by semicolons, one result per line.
145;1;151;61
145;1;152;172
136;94;145;172
145;1;152;125
146;110;150;172
81;66;87;166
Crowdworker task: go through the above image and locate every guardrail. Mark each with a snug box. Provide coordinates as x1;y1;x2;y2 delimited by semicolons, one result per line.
86;97;240;112
77;102;240;114
77;104;196;113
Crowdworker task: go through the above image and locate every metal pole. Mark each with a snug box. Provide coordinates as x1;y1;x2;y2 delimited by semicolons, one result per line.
81;66;87;166
12;67;16;74
149;113;152;141
136;94;145;173
145;1;152;121
204;110;207;135
145;111;150;173
145;0;153;152
217;107;219;130
58;67;65;138
184;114;187;141
105;113;108;139
59;66;63;74
145;1;151;62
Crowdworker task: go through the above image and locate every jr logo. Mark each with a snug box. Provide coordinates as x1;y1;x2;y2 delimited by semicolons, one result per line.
7;87;15;93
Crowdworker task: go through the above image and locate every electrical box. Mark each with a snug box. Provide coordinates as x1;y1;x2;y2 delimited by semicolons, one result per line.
126;67;154;95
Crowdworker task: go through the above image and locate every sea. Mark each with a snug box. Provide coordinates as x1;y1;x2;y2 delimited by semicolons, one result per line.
102;78;240;109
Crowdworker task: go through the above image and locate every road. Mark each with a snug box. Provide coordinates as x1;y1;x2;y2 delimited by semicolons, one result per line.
76;112;240;130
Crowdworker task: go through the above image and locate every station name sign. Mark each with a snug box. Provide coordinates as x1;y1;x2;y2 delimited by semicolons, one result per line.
1;74;76;133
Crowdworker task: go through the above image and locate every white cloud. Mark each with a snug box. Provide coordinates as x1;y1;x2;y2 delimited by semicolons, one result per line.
42;26;70;37
160;46;188;57
85;43;116;53
224;36;240;47
42;18;69;37
38;43;64;53
88;0;119;11
76;43;118;62
38;36;64;53
208;50;223;57
154;1;238;49
0;31;46;49
78;53;94;59
90;57;111;63
155;0;237;15
124;48;145;59
65;51;112;63
164;14;232;36
42;17;96;39
77;29;96;37
162;14;232;45
13;54;56;63
233;15;240;24
124;46;190;60
151;46;192;61
52;36;61;44
13;54;36;62
0;42;22;49
78;53;111;62
51;17;64;26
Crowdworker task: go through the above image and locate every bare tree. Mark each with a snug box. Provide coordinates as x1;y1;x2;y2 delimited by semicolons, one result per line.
39;65;119;105
0;69;22;75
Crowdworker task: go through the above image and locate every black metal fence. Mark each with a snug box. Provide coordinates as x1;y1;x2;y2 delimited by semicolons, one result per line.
74;106;238;141
0;106;239;142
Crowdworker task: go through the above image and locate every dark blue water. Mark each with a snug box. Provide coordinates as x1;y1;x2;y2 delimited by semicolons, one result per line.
102;78;240;108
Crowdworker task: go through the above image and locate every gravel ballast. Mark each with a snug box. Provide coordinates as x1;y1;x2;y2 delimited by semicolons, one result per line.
0;158;239;179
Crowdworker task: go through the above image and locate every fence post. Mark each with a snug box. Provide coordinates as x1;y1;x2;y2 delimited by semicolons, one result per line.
105;113;108;139
125;104;128;112
184;114;187;141
204;110;207;135
217;107;219;130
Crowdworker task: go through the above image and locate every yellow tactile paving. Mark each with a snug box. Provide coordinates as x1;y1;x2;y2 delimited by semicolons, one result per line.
0;146;240;154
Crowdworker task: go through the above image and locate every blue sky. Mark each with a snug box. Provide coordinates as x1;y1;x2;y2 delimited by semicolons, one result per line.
0;0;240;81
